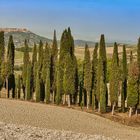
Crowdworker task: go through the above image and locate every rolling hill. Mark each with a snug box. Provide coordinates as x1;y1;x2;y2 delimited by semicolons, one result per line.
1;28;134;48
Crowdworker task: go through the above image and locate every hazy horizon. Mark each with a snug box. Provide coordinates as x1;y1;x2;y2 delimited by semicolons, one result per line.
0;0;140;42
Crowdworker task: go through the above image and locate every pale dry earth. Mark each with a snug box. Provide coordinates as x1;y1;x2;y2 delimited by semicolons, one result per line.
0;98;139;140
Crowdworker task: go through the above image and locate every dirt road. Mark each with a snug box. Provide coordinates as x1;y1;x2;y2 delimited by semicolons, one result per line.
0;98;139;140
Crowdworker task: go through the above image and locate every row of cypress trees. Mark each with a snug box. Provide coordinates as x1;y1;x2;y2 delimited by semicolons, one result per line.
0;29;140;117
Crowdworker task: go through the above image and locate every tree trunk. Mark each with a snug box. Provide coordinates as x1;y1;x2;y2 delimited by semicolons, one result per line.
98;102;100;113
52;91;55;104
68;94;70;107
63;94;66;105
112;102;115;115
6;77;8;98
129;107;132;118
87;93;89;109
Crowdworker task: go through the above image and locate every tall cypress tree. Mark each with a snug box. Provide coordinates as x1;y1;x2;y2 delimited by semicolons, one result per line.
56;61;61;105
38;40;43;71
7;35;15;75
83;44;92;109
50;30;58;103
96;34;107;113
25;63;31;100
0;31;5;74
35;68;40;102
31;43;37;97
109;42;120;115
22;39;30;95
91;43;98;110
121;45;127;112
7;35;15;98
32;43;37;68
127;57;139;117
42;42;50;83
137;37;140;106
45;67;51;104
63;54;75;107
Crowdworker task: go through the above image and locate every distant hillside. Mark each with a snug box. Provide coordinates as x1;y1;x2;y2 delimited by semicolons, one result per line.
1;28;134;48
2;28;52;48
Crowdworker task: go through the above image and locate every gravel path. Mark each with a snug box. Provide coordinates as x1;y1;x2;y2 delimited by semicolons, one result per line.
0;98;139;140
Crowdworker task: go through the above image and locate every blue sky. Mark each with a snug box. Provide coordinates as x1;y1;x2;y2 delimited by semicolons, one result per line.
0;0;140;42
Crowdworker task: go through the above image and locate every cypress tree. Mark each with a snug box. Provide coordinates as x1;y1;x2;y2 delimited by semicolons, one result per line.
68;27;74;56
83;44;92;109
56;61;61;105
121;45;127;112
96;34;107;113
100;66;107;113
38;40;43;71
74;57;78;104
25;63;31;100
63;54;75;107
137;37;140;71
42;42;50;83
137;38;140;106
127;58;139;117
109;42;119;115
59;28;75;103
31;43;37;95
91;43;98;110
50;30;58;103
45;68;50;104
7;35;15;98
32;43;37;68
35;69;40;102
7;35;15;75
0;31;5;74
22;39;30;93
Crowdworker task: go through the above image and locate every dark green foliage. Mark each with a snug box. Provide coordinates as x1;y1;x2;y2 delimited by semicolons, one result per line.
32;43;37;67
0;31;5;74
59;28;75;98
25;63;31;100
63;54;75;96
96;34;107;112
56;62;61;104
50;30;58;95
100;70;107;113
22;40;30;87
137;37;140;71
74;57;79;104
45;68;50;104
83;44;92;108
7;35;15;75
121;45;127;112
35;69;40;102
99;34;107;80
42;43;50;83
137;38;140;105
1;62;7;83
8;74;15;98
38;40;43;71
91;43;98;109
109;42;119;105
83;44;92;93
96;58;106;112
127;61;139;108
